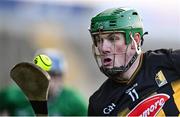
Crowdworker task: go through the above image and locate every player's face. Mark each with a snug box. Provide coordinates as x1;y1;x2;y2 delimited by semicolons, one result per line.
94;32;131;69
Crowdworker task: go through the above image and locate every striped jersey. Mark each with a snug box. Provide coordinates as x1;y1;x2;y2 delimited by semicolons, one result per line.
88;49;180;116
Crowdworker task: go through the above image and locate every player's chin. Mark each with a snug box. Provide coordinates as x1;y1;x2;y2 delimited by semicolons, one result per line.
102;64;113;69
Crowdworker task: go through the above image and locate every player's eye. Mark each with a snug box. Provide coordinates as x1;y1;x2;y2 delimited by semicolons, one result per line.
95;36;101;43
109;37;114;41
96;37;101;42
93;35;101;46
108;36;119;42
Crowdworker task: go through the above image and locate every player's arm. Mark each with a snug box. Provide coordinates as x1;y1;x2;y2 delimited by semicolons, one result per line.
169;49;180;74
10;62;50;116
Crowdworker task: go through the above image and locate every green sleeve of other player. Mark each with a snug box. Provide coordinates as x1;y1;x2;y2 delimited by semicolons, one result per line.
0;85;34;116
48;87;88;116
0;85;87;116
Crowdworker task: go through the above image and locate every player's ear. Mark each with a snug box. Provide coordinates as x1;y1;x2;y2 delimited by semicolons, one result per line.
134;33;141;44
131;33;141;49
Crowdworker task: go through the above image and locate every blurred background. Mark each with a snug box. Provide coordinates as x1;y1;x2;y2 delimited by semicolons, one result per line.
0;0;179;103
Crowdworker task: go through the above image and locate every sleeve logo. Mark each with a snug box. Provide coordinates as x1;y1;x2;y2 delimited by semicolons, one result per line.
127;94;170;117
155;70;167;87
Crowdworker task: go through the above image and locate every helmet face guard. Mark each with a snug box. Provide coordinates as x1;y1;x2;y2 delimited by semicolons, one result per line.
89;8;143;82
91;31;127;75
91;31;139;82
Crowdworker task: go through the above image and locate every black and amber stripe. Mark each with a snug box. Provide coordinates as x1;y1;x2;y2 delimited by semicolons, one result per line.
156;80;180;116
171;80;180;115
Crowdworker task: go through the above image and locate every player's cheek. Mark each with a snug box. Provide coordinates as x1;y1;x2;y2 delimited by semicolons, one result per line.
115;44;126;53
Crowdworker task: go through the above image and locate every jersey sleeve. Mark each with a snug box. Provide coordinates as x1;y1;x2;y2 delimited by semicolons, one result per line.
168;49;180;74
147;49;180;75
55;87;88;116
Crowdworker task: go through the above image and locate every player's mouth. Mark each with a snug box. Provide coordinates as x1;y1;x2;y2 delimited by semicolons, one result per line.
102;57;113;66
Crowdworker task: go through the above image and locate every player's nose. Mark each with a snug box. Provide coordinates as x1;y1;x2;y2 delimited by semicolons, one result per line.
101;39;111;54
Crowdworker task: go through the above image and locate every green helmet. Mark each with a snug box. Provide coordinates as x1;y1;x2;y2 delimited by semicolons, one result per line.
90;7;143;45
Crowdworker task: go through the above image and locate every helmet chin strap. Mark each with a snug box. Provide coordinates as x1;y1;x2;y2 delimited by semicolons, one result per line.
100;52;138;80
130;33;142;55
